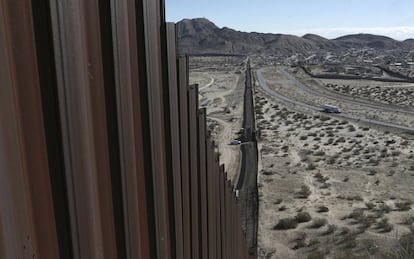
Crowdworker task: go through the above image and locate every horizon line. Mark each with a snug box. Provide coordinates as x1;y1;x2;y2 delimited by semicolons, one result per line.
175;17;414;41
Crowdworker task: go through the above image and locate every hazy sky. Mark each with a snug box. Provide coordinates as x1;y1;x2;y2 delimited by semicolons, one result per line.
165;0;414;40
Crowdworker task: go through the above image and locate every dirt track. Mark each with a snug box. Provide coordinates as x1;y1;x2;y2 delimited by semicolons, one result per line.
190;56;245;182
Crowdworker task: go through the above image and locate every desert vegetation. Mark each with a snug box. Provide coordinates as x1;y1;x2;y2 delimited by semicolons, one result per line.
324;82;414;107
256;87;414;258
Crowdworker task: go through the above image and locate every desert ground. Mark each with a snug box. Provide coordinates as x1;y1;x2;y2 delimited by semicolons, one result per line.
189;56;246;182
255;65;414;259
189;56;414;258
321;79;414;107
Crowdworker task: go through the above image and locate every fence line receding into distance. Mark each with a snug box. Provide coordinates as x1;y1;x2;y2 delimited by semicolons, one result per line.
0;0;252;258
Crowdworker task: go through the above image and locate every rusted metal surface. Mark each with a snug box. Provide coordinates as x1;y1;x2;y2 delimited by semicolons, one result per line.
49;0;118;257
31;1;74;257
142;0;172;257
110;0;154;258
0;1;59;258
198;108;208;259
225;179;232;259
166;22;184;259
215;156;222;259
98;0;127;258
219;165;226;259
0;0;254;258
189;84;200;259
178;56;192;259
207;140;217;259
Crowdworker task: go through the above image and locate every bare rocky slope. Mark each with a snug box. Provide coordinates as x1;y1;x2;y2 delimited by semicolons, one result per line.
177;18;414;55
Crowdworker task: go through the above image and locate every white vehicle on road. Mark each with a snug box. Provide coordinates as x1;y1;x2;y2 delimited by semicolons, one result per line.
322;104;340;113
229;140;242;145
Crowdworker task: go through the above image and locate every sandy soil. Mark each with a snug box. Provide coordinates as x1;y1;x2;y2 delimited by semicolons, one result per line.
255;69;414;258
388;66;414;79
189;56;246;182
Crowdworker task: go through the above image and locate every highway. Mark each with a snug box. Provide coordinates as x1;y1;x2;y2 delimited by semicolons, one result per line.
256;69;414;134
291;67;414;116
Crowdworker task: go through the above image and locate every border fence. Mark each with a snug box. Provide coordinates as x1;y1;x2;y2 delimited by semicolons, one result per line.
0;0;252;258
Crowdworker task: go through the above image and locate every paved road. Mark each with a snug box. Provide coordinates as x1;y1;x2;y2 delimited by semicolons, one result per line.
290;67;414;116
257;69;414;134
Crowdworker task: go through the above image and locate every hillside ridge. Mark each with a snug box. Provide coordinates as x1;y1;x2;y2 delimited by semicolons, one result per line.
177;18;413;54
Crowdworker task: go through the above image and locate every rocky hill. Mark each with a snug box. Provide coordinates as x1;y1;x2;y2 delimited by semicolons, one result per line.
177;18;412;55
332;33;400;49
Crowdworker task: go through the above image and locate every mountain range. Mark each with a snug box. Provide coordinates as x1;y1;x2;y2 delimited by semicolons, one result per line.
177;18;414;55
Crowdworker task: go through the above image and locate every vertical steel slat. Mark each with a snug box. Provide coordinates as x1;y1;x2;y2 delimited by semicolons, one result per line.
214;158;219;259
31;1;75;257
166;22;184;259
0;6;33;257
49;0;118;257
142;0;172;257
0;5;37;259
215;156;222;259
227;180;233;259
225;179;232;259
237;194;244;259
219;166;226;259
0;217;5;259
189;84;200;259
235;196;239;259
110;0;153;258
225;180;232;258
223;177;227;259
221;173;227;259
217;165;223;259
232;198;237;259
198;108;208;259
235;191;240;259
0;1;59;258
206;140;217;259
129;3;156;256
84;1;119;256
178;56;192;259
98;0;127;257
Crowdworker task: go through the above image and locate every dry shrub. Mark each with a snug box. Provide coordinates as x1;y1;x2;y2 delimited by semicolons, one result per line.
310;218;327;228
273;217;298;230
295;212;312;223
297;185;312;198
395;201;412;211
323;224;337;235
